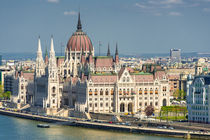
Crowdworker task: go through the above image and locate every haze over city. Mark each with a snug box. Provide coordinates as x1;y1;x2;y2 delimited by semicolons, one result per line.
0;0;210;54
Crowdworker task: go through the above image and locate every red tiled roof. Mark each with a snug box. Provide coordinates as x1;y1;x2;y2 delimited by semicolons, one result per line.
90;75;117;83
95;57;113;67
131;75;154;82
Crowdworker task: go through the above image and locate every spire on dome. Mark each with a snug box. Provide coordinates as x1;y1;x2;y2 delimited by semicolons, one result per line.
107;43;110;56
77;12;82;31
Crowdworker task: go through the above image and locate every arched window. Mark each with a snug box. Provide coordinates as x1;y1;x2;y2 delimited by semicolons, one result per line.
139;88;142;95
95;89;98;95
105;89;109;96
52;87;56;93
111;89;114;95
100;89;103;95
119;89;122;95
150;88;153;94
120;103;125;112
128;103;133;112
21;84;24;90
89;89;92;95
163;99;167;106
144;88;148;94
155;88;158;94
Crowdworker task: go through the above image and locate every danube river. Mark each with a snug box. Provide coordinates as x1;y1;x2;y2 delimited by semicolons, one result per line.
0;115;184;140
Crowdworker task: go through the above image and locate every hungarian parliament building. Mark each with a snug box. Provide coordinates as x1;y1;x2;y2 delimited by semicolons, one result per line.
8;13;171;115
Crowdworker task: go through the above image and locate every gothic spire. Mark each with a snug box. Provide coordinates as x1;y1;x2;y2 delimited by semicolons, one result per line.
37;36;42;52
45;47;48;57
115;43;118;55
50;35;55;53
107;43;110;56
77;12;82;31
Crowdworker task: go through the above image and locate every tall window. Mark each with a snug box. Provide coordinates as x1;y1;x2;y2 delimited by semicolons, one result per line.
89;89;92;95
52;87;56;93
100;89;103;95
139;88;142;95
105;89;109;96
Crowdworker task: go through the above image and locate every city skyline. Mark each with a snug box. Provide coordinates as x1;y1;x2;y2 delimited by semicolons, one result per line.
0;0;210;55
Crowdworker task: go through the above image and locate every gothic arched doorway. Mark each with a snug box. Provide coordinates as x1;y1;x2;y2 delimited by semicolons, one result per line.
163;99;167;106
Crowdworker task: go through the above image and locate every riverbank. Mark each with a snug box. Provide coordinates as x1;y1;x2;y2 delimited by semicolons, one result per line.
0;109;210;139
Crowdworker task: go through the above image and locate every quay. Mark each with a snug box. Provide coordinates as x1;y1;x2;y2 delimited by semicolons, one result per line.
0;109;210;139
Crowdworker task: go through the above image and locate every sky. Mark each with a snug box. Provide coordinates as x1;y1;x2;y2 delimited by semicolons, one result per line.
0;0;210;55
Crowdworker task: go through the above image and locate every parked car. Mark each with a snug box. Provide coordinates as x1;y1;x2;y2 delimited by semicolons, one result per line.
168;127;174;130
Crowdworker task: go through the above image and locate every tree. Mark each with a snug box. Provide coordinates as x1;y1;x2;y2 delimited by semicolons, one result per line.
173;89;186;100
0;83;11;100
144;105;154;116
173;89;179;99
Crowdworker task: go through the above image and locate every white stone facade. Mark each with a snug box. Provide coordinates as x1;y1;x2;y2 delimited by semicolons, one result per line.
187;75;210;123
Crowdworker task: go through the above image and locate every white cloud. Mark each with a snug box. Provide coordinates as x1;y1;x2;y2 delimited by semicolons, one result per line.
161;0;183;4
168;11;182;16
203;8;210;12
64;11;77;16
47;0;59;3
135;3;149;9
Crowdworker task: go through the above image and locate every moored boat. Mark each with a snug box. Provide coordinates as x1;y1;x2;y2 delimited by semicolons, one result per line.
37;124;50;128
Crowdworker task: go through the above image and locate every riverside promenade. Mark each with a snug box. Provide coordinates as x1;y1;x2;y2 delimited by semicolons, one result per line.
0;109;210;139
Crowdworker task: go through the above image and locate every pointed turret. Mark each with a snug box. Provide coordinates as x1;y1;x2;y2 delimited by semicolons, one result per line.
107;43;110;56
37;36;43;59
77;12;82;31
35;36;45;77
115;43;118;55
38;36;42;52
49;35;55;58
115;43;119;63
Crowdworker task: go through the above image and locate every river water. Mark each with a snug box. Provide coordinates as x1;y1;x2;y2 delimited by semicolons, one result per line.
0;115;184;140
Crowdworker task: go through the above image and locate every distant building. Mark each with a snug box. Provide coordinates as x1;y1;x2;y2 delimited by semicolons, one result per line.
170;49;181;64
187;75;210;123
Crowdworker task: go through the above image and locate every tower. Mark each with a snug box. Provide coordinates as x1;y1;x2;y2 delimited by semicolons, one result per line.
45;36;60;109
35;36;45;77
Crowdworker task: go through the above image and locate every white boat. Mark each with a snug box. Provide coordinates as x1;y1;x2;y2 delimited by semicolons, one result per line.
37;124;50;128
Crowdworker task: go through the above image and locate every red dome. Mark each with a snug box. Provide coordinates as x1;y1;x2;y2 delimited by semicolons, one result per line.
67;31;93;52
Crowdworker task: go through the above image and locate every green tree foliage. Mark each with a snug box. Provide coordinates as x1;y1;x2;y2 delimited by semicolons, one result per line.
144;105;154;116
159;106;188;121
0;83;11;100
173;89;186;100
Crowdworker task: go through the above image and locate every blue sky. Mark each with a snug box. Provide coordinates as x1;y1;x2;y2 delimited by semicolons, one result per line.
0;0;210;55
